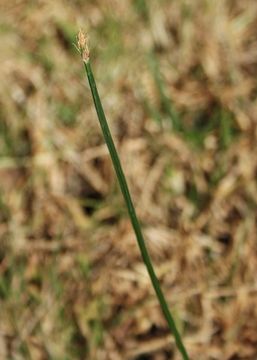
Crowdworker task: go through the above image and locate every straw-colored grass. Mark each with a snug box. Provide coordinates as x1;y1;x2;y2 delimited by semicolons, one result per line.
1;1;257;359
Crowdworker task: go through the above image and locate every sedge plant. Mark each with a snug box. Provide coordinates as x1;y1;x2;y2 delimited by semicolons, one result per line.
77;30;190;360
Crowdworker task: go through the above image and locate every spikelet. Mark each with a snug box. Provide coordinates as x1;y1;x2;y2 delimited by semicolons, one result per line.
77;29;90;63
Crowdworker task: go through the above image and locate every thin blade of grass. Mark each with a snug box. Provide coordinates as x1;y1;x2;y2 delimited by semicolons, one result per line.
78;32;190;359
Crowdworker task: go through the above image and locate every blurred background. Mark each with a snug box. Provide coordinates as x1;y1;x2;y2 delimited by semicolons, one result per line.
1;0;257;359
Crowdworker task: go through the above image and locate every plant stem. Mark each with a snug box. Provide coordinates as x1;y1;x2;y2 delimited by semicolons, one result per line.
82;59;190;360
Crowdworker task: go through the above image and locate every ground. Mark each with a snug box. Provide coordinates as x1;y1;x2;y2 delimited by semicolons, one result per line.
1;1;257;359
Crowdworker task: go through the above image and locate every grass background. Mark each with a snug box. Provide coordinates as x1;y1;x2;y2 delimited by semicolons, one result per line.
1;0;257;359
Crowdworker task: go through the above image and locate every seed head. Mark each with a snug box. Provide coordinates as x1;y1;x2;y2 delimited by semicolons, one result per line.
77;29;90;63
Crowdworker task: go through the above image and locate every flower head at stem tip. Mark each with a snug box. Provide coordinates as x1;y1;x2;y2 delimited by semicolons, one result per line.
77;29;90;63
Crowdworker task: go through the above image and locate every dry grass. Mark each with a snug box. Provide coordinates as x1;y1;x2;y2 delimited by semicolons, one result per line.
1;0;257;359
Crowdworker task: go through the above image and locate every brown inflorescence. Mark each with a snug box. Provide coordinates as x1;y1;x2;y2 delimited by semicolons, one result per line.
77;29;90;63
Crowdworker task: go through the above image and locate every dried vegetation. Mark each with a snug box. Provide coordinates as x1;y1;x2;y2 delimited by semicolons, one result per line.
1;0;257;359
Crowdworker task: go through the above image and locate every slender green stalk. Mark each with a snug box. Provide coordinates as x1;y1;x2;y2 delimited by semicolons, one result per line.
77;31;189;360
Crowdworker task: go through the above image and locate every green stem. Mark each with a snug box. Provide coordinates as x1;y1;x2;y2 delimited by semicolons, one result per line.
83;60;190;360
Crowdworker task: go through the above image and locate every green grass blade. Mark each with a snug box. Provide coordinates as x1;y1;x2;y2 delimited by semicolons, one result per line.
148;52;181;131
78;32;189;359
